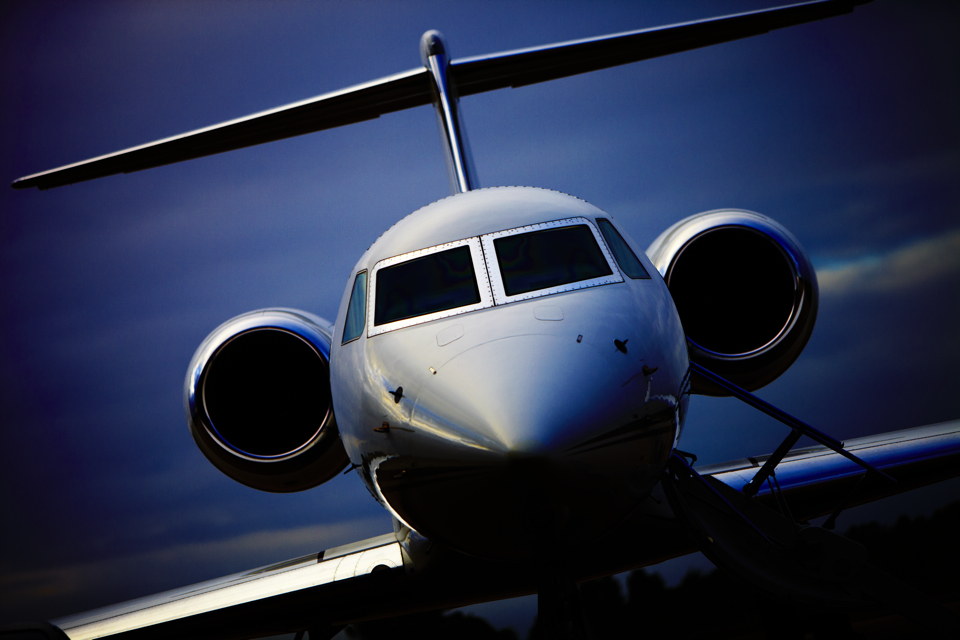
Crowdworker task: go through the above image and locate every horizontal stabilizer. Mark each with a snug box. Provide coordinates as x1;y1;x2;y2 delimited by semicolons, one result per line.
12;70;432;190
12;0;868;191
451;0;866;95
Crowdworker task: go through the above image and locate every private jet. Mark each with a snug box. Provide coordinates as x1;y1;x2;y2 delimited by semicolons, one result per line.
6;0;959;638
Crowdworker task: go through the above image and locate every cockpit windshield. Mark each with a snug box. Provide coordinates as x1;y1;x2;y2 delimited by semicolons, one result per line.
493;224;613;296
374;245;482;326
368;219;621;336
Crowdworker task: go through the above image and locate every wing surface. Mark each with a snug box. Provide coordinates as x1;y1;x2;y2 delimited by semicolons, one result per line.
50;533;403;640
32;420;958;639
12;0;867;191
699;419;960;521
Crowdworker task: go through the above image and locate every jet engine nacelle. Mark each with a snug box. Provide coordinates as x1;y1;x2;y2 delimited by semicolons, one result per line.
184;308;348;492
647;210;818;396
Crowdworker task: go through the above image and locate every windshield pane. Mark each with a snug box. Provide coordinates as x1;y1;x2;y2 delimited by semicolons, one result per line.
494;225;612;296
596;219;650;279
341;271;367;343
375;246;481;326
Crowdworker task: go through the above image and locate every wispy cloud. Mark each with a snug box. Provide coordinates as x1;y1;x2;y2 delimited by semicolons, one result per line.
816;229;960;295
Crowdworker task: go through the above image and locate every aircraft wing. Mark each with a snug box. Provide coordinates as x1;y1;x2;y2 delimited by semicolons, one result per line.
697;419;960;523
18;420;955;640
11;0;867;191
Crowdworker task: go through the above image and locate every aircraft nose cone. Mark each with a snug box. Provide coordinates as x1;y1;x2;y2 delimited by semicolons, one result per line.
376;333;679;560
413;334;628;457
375;333;680;560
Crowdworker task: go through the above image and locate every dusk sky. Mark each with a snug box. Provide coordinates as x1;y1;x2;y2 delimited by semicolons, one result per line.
1;0;958;634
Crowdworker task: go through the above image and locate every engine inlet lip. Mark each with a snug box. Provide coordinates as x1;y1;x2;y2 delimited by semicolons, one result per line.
666;225;804;360
198;327;332;463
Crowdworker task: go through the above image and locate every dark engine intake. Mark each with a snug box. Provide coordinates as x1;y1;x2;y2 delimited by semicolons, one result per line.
185;308;348;492
647;210;818;395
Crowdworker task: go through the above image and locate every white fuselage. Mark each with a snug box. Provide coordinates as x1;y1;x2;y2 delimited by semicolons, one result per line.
330;187;689;559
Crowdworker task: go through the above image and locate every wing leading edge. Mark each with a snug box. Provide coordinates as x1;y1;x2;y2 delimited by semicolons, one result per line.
50;534;403;640
12;0;868;191
38;420;959;639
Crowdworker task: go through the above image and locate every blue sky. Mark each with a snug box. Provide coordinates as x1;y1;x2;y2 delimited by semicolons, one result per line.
1;0;958;633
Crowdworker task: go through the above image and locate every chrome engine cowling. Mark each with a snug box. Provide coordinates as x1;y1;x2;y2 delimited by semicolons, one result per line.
647;210;818;395
185;308;348;492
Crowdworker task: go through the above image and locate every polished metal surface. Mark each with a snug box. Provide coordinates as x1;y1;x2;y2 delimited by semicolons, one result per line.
331;188;688;559
184;308;348;492
646;209;819;393
702;420;960;514
420;31;477;194
52;534;402;640
646;209;814;297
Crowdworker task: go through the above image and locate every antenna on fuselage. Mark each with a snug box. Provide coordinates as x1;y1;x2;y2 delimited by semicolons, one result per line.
420;31;478;194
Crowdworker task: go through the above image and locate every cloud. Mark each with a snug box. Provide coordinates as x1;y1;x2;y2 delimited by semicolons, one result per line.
816;229;960;295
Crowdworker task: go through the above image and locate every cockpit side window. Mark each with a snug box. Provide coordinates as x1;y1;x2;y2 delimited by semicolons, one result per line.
596;218;650;279
341;270;367;344
494;225;612;296
375;246;481;326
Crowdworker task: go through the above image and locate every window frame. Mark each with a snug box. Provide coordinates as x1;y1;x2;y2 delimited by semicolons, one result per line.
367;237;494;337
480;217;623;305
